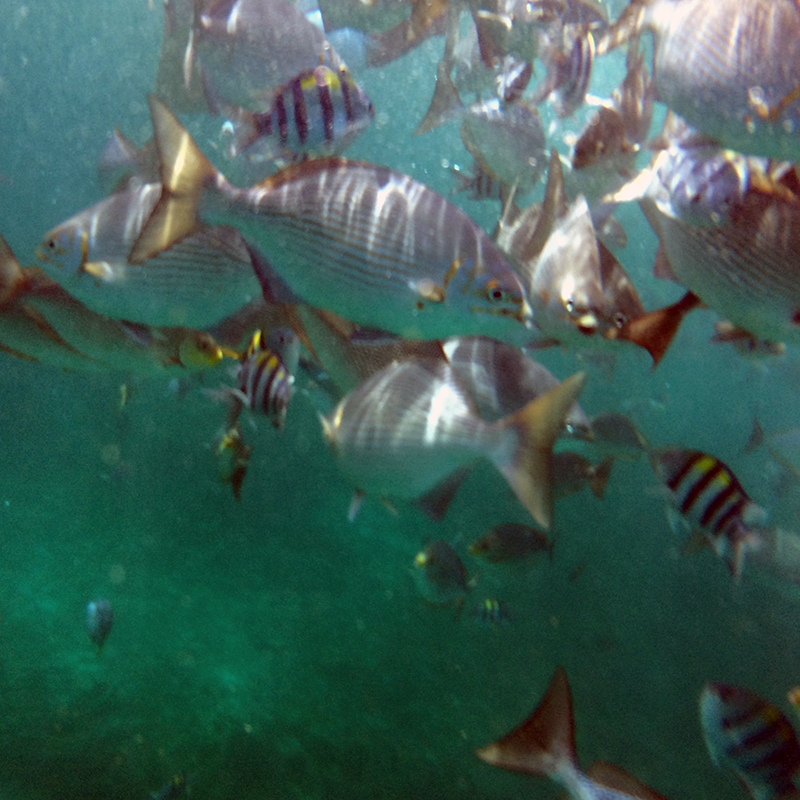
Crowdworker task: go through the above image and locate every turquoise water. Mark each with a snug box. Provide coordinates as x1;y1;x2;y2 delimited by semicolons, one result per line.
2;1;800;798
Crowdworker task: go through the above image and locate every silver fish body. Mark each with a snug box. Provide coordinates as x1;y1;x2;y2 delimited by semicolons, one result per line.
37;181;261;328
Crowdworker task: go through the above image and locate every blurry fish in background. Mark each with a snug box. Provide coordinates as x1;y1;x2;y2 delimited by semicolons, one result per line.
700;682;800;800
133;96;534;344
215;64;374;163
96;128;160;194
532;26;595;117
320;358;586;529
476;665;673;800
85;599;114;655
710;321;786;361
471;597;511;626
469;522;554;564
37;175;262;329
0;236;226;375
587;411;649;460
156;0;346;114
552;451;613;500
745;420;800;484
413;540;473;611
214;422;252;500
650;448;766;580
149;772;190;800
450;160;513;206
597;0;800;161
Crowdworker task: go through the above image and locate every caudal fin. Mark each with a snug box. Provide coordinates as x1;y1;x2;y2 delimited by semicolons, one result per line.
129;95;218;265
476;665;578;780
495;372;586;531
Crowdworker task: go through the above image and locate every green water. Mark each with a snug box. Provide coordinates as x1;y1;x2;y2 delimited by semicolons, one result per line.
1;1;800;798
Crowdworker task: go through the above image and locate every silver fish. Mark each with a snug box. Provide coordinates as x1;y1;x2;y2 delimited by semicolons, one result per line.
132;96;534;343
320;358;586;529
37;180;261;328
85;599;114;654
600;0;800;160
477;665;674;800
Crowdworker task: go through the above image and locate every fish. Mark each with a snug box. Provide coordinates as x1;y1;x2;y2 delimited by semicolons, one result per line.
0;236;225;374
451;160;513;206
700;682;800;800
476;665;673;800
37;178;262;328
97;128;160;194
552;451;613;500
586;411;649;460
85;599;114;655
149;772;189;800
320;358;586;529
532;26;595;117
132;95;534;343
216;64;374;162
649;448;766;580
710;321;786;360
598;0;800;161
471;597;511;626
413;540;473;609
468;521;553;563
215;422;252;500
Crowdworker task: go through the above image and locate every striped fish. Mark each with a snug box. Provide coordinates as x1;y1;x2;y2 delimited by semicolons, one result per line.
533;27;595;117
598;0;800;160
236;328;297;428
221;64;374;162
471;598;511;626
131;96;534;343
650;448;765;579
700;682;800;800
36;179;261;328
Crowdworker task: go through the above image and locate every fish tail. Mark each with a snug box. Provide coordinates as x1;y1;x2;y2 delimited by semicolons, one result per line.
476;665;578;780
129;95;219;265
0;235;26;307
588;457;614;500
495;372;586;531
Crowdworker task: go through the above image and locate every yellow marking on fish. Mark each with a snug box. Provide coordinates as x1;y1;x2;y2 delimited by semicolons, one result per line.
416;279;446;303
79;230;89;268
119;384;128;411
442;259;461;292
220;347;241;360
749;84;800;123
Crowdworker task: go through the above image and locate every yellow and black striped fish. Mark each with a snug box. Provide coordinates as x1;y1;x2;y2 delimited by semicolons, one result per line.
650;448;765;579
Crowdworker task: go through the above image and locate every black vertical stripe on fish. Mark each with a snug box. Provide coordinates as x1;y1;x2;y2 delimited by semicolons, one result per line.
680;461;723;516
254;108;274;138
666;450;704;492
317;79;335;142
292;77;309;144
276;93;289;145
340;71;353;123
699;480;739;529
254;354;280;414
713;497;746;536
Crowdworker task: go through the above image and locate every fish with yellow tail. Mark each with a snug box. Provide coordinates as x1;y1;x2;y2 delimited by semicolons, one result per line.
0;236;225;375
650;448;765;580
476;665;673;800
131;95;533;344
700;682;800;800
320;359;585;530
597;0;800;161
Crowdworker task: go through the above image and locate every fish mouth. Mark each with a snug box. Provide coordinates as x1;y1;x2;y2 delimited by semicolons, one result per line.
573;312;598;336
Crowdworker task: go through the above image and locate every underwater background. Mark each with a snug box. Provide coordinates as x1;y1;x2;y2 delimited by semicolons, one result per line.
2;1;800;798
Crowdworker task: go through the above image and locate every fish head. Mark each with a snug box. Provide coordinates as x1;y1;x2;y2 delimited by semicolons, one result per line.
178;332;224;370
37;223;88;275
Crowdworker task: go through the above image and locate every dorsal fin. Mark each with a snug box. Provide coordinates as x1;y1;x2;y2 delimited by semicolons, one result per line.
476;665;578;778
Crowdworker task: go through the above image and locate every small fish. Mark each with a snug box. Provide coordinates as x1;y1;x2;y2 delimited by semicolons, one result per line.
149;772;189;800
788;687;800;711
650;448;766;579
552;451;613;500
132;96;534;344
468;522;553;564
413;540;472;608
85;599;114;654
37;179;261;328
710;321;786;360
533;27;595;117
215;422;252;500
218;64;374;162
320;358;586;529
598;0;800;161
700;682;800;800
477;665;673;800
472;598;511;626
587;412;649;460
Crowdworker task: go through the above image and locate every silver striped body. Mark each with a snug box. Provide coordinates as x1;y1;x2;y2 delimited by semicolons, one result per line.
647;0;800;159
38;181;260;327
210;158;532;341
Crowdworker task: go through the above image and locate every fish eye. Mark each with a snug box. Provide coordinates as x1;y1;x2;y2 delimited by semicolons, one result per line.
485;281;507;303
613;312;628;329
565;299;576;314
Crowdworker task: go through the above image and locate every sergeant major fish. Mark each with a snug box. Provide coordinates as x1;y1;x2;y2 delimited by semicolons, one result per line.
476;665;673;800
320;358;586;530
131;96;534;344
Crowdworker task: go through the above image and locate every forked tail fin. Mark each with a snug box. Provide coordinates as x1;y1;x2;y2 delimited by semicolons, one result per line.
495;372;586;531
476;665;578;780
129;95;219;265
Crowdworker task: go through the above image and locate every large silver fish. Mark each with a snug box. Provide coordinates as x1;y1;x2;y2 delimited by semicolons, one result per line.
37;179;261;328
132;96;534;343
320;358;586;529
600;0;800;160
477;665;673;800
